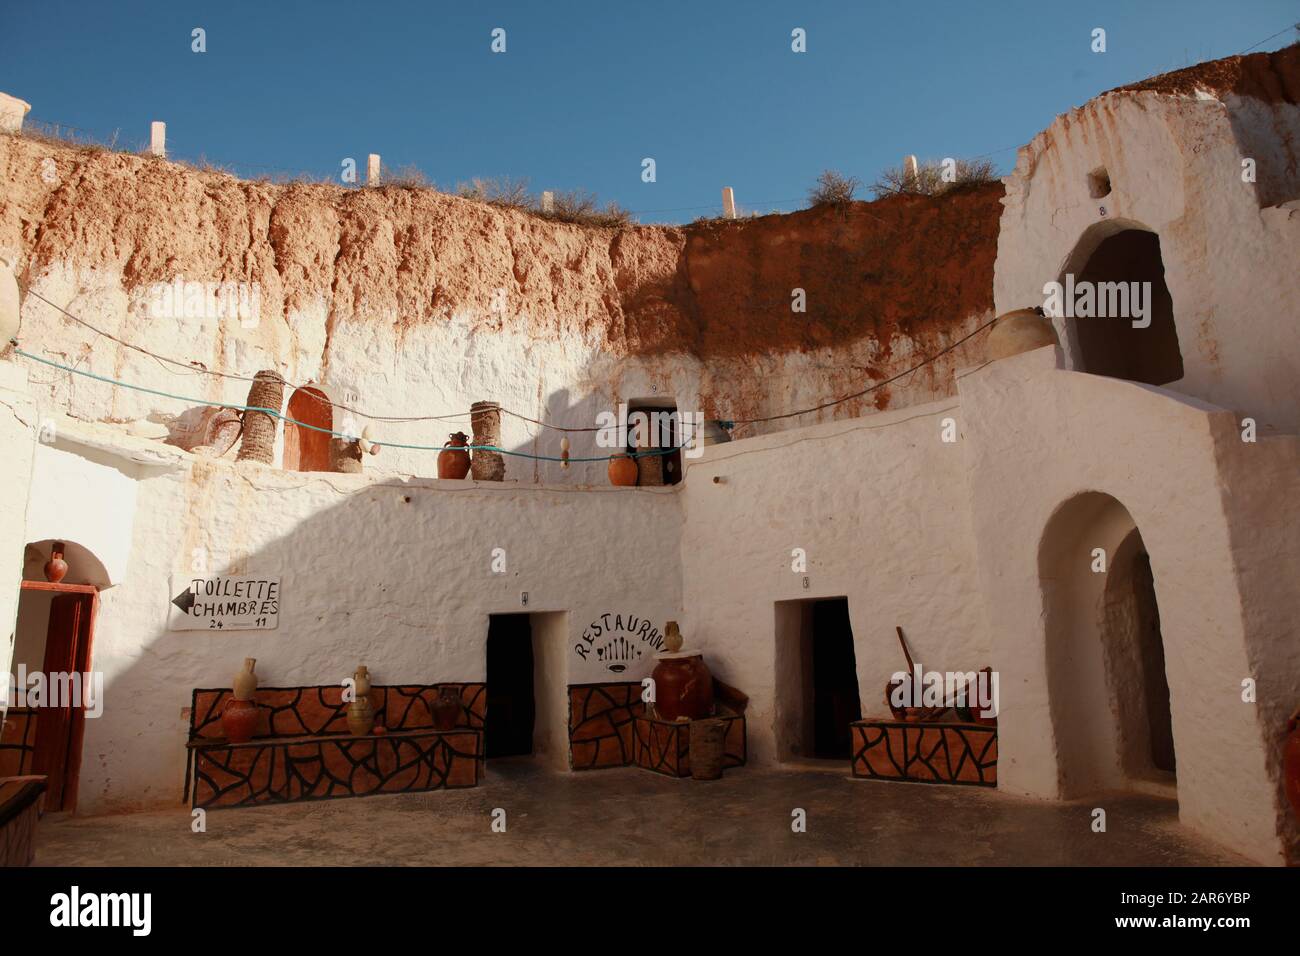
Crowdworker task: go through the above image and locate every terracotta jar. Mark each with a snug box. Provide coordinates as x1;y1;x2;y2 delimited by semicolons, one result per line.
431;686;461;731
222;658;261;743
651;651;714;722
347;665;375;736
1286;707;1300;823
608;453;638;487
438;432;472;479
221;698;260;743
43;542;68;583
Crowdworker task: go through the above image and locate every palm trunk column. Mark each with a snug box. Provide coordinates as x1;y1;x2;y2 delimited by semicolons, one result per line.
236;370;284;464
470;401;505;480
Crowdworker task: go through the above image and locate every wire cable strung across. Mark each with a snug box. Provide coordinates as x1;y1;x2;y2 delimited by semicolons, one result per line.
17;284;999;436
12;348;685;463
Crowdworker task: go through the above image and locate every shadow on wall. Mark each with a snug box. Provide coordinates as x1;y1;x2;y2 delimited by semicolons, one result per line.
52;463;670;814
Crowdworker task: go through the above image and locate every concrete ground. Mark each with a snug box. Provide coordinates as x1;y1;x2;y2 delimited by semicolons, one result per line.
35;761;1251;866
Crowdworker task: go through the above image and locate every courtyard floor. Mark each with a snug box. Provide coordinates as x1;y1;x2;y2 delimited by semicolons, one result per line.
35;761;1250;866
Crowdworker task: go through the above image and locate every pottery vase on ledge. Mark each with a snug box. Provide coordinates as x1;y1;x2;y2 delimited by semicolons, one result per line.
43;542;68;584
608;453;638;487
438;432;472;479
431;686;461;731
651;622;713;722
221;658;260;743
347;665;376;736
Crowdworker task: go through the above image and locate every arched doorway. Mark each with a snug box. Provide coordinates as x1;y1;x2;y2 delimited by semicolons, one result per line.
1038;493;1177;799
1060;225;1184;385
283;386;333;472
6;540;105;812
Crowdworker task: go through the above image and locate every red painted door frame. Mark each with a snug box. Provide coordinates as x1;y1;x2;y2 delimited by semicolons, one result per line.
19;580;98;812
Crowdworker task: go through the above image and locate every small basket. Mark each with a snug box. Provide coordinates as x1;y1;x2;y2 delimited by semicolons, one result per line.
689;718;727;780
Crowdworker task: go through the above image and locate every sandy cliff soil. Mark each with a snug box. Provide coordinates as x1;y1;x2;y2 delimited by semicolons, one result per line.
0;134;1001;364
0;132;1003;469
1111;43;1300;103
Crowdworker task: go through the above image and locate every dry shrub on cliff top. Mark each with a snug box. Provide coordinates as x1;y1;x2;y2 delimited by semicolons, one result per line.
456;176;535;210
540;189;633;227
7;120;131;156
380;163;433;189
808;169;862;207
870;158;999;199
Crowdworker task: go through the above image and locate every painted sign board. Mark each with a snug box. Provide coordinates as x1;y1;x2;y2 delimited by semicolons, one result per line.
168;574;280;631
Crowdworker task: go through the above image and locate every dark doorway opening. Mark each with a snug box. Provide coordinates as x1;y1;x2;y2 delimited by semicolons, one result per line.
627;400;682;486
1133;552;1175;773
11;581;98;811
810;599;862;758
485;614;536;758
1072;229;1184;386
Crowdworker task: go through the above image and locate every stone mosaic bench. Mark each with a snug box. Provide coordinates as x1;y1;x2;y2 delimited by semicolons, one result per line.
186;683;485;810
631;712;747;777
850;718;997;787
0;775;46;867
568;681;747;775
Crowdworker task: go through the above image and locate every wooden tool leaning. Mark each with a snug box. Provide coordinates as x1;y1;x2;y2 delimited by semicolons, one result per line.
884;625;992;724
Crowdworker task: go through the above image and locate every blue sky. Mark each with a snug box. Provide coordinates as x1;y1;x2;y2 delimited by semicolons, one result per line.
2;1;1296;222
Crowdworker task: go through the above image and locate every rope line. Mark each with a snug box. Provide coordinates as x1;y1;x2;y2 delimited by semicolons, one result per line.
728;314;999;428
12;348;685;463
17;283;996;435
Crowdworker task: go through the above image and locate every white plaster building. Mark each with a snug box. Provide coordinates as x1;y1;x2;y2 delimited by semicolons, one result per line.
1;46;1297;865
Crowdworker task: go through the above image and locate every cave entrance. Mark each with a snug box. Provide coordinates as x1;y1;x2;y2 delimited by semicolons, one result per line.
485;612;569;765
774;597;862;761
1069;229;1184;386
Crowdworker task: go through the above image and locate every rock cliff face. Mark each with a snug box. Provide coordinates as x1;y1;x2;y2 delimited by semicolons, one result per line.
0;132;1002;479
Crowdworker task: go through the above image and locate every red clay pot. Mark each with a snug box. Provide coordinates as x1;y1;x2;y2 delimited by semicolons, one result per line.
221;697;260;743
608;453;638;487
43;542;68;583
651;652;713;722
437;432;471;479
431;687;461;731
1285;708;1300;823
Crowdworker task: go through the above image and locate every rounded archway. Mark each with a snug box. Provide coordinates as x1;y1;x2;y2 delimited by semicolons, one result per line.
22;539;111;588
10;539;107;812
283;386;333;472
1038;492;1177;799
1058;223;1184;386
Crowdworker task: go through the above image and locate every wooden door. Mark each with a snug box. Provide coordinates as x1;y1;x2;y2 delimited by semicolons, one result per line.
284;387;333;472
31;592;95;810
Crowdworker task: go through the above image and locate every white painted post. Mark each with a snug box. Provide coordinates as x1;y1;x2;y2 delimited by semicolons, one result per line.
903;154;919;190
367;153;381;185
150;121;166;157
541;190;554;214
722;187;736;219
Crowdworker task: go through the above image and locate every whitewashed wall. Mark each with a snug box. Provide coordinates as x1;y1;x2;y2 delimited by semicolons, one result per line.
52;445;680;814
0;361;37;699
957;346;1300;866
677;398;991;765
995;92;1300;433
